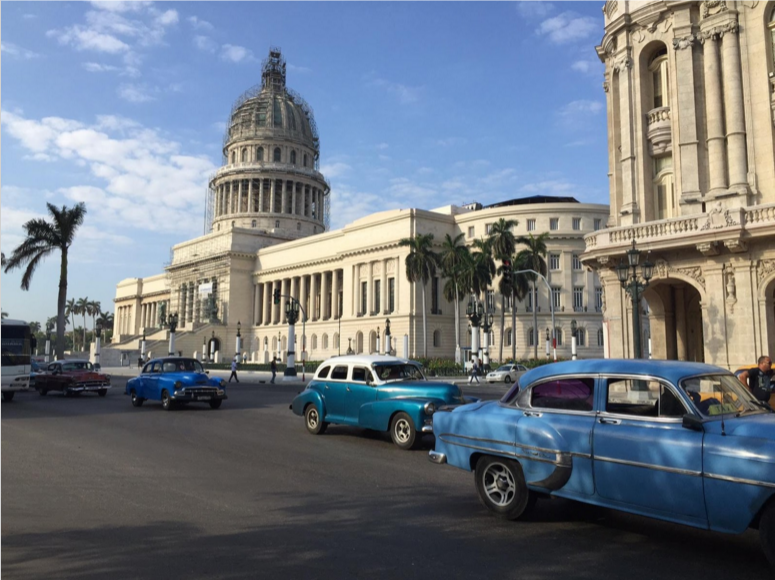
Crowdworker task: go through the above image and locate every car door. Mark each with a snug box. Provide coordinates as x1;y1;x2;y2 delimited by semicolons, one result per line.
515;377;596;496
347;366;377;422
144;362;162;399
137;362;153;397
322;364;350;421
592;376;706;525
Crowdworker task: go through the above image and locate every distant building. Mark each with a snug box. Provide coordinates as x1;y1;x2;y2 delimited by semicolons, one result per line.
583;1;775;367
113;49;609;362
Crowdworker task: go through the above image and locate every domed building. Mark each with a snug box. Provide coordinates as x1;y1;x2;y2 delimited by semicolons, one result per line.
111;48;609;367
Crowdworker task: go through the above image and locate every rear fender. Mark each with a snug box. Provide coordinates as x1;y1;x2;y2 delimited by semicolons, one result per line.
292;389;325;418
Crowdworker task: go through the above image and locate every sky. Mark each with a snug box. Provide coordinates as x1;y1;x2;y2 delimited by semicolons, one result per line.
1;1;609;328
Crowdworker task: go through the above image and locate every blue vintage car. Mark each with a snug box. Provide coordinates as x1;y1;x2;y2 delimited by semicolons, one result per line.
291;355;475;449
430;359;775;567
125;357;227;411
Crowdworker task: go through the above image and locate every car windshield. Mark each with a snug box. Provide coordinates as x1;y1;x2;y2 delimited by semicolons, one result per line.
681;374;767;418
62;361;94;372
372;363;425;382
496;365;512;372
162;359;204;373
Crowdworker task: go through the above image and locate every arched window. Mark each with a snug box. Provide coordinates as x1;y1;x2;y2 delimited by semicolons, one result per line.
290;150;296;165
251;220;256;228
256;147;264;161
231;221;235;228
311;334;317;350
528;327;535;347
505;328;513;347
263;337;268;347
303;154;308;167
433;330;441;347
770;8;775;69
273;147;281;162
576;328;585;347
231;151;236;164
275;220;280;228
241;148;247;162
598;328;605;347
297;222;301;230
322;334;328;349
217;223;221;231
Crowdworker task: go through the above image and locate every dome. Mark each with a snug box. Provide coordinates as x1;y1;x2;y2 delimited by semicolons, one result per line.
223;48;320;159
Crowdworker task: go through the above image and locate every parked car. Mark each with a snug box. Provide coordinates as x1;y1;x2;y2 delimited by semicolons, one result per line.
291;355;477;449
429;359;775;567
125;357;227;411
29;360;44;388
486;363;528;384
35;359;111;397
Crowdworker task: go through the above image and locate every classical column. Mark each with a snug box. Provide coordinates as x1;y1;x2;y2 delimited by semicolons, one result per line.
310;273;318;321
381;260;387;316
270;180;277;213
248;179;254;212
368;263;374;315
321;270;330;319
264;282;272;326
291;181;297;216
675;286;688;360
721;23;747;193
702;32;727;195
238;180;243;214
332;268;340;319
281;181;288;215
614;51;638;224
301;274;309;320
673;28;702;205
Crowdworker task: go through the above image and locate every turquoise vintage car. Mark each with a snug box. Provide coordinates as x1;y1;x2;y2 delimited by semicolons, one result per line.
291;355;475;449
430;359;775;568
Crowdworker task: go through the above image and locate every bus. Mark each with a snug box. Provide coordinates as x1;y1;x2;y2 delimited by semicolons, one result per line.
1;319;34;401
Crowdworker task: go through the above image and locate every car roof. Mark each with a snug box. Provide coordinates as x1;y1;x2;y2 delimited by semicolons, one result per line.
319;355;413;366
57;359;91;364
147;357;199;364
521;359;731;386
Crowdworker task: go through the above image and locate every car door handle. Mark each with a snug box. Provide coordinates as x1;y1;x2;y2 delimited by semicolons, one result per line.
598;417;621;425
346;386;351;392
524;411;542;417
325;385;329;390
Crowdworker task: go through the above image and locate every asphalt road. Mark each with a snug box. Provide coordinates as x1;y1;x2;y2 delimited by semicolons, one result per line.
2;379;771;580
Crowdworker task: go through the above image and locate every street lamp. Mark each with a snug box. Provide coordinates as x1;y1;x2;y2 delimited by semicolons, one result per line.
284;300;300;379
141;330;147;362
278;330;282;361
545;328;550;359
481;311;494;369
376;326;380;354
570;319;578;361
235;320;242;361
384;318;392;355
466;295;484;367
210;330;216;362
95;320;103;369
616;239;653;359
202;334;207;362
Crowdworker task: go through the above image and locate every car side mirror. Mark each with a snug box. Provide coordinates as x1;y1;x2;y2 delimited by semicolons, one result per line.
682;413;704;431
205;370;210;375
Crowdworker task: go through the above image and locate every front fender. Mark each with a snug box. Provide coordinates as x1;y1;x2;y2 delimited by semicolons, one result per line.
358;399;432;432
291;389;325;418
125;378;139;395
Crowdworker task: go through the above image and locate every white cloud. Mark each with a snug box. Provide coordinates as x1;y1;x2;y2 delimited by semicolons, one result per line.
83;61;120;73
187;16;214;31
365;73;422;104
556;100;603;130
117;83;156;103
516;1;555;20
520;179;576;195
194;35;217;53
375;143;389;150
154;10;179;27
435;137;467;147
536;12;598;44
288;64;312;74
571;60;601;74
220;44;255;63
1;42;40;59
47;27;129;53
90;1;152;13
319;162;352;179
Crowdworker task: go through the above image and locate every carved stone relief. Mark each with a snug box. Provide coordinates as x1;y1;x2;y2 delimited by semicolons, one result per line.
386;259;395;274
373;262;382;276
604;1;618;19
673;35;696;50
757;259;775;284
724;263;737;311
652;258;706;291
698;20;739;42
700;202;738;230
702;1;728;19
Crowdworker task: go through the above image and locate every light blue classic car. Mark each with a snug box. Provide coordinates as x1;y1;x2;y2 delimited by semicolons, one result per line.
291;355;475;449
430;359;775;567
126;357;227;411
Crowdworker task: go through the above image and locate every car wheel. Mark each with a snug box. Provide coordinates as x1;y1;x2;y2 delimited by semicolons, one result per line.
2;391;14;402
504;375;511;384
390;412;418;450
130;390;144;408
209;399;222;409
475;456;535;520
98;389;107;397
161;389;173;411
304;405;327;435
761;501;775;568
39;389;48;396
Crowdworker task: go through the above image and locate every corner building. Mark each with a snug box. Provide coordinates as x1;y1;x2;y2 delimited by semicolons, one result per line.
583;1;775;367
113;49;609;363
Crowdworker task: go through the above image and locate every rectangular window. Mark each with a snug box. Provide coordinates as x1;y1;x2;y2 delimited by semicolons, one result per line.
595;287;603;310
361;281;367;316
432;277;439;314
550;218;559;231
374;280;381;314
485;223;493;235
388;278;395;313
572;254;582;270
486;290;495;312
594;218;602;231
528;328;535;347
526;289;534;312
549;253;560;271
531;378;594;411
551;286;561;309
527;219;536;232
572;217;581;230
573;287;584;311
468;226;475;238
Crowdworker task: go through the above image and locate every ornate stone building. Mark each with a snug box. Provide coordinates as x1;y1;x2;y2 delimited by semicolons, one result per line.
113;48;609;363
583;1;775;367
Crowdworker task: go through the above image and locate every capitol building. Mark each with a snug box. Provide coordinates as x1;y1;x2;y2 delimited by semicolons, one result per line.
111;48;608;364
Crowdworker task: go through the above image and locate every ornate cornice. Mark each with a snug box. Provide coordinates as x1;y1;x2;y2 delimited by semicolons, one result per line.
604;1;618;19
698;20;739;42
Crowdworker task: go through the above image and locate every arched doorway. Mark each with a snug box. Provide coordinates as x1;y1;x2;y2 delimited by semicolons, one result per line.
642;279;704;362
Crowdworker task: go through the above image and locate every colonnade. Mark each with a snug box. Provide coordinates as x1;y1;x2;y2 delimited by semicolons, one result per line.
139;301;163;330
253;269;344;326
213;178;325;221
177;279;218;328
115;305;133;336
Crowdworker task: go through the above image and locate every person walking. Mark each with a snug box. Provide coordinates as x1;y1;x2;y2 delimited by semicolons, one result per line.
468;357;480;384
229;356;240;383
270;356;278;384
739;355;773;404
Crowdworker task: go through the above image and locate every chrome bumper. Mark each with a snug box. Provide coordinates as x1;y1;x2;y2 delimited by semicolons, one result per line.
421;424;434;433
428;450;447;464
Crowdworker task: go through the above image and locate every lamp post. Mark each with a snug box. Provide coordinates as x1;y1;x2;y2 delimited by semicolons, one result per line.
376;326;380;355
284;300;300;380
545;328;550;359
141;330;147;362
210;330;216;362
95;320;103;369
44;322;53;363
571;319;578;361
167;313;178;356
481;311;494;369
384;318;392;355
235;320;242;361
202;334;207;362
278;331;282;362
616;240;653;359
466;295;484;368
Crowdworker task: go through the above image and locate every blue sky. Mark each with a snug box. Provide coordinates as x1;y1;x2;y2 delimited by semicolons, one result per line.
1;1;608;328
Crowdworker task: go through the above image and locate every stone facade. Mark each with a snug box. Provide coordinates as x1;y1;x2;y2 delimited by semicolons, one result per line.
583;1;775;368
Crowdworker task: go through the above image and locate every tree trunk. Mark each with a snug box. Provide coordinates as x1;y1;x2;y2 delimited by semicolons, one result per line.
56;250;68;360
532;282;538;360
82;313;88;353
511;289;516;362
454;282;460;364
499;295;505;363
421;283;427;358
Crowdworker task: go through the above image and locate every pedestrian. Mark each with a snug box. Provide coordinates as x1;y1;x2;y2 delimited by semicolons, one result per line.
137;356;143;369
270;356;278;384
229;356;240;383
468;357;480;384
242;352;248;364
739;355;773;404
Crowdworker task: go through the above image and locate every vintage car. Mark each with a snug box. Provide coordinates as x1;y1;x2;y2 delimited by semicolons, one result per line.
125;357;227;411
430;359;775;567
291;355;476;449
36;359;111;397
486;363;528;384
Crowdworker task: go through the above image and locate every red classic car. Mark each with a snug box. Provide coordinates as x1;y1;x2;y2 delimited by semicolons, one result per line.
36;359;111;397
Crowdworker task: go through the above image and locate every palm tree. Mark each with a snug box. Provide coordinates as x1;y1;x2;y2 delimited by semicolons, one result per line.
398;233;439;358
66;298;78;351
88;300;101;336
4;202;87;360
464;237;495;299
515;232;549;360
29;321;41;334
488;219;517;362
438;233;470;363
97;311;114;344
1;311;7;320
77;297;90;352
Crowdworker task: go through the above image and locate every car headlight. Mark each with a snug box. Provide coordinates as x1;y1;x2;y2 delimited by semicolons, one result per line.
219;380;226;388
424;401;435;415
216;389;225;396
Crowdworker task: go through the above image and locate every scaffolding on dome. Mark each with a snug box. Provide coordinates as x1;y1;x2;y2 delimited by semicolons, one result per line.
204;182;215;234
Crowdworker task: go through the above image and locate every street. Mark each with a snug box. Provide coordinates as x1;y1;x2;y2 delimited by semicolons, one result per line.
2;378;771;579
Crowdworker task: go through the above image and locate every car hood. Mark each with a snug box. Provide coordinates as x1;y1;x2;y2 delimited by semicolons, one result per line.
377;381;462;403
175;372;215;385
708;413;775;440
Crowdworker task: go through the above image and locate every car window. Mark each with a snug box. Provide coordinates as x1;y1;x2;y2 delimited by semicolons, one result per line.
518;365;527;372
330;365;348;380
47;363;58;372
150;362;162;374
605;378;683;418
142;363;153;374
352;367;372;383
531;378;594;411
163;362;178;373
682;374;763;418
496;365;511;372
317;365;331;379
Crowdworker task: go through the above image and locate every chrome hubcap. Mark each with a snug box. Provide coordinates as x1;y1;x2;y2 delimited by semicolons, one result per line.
395;419;411;443
483;463;516;506
307;409;318;428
